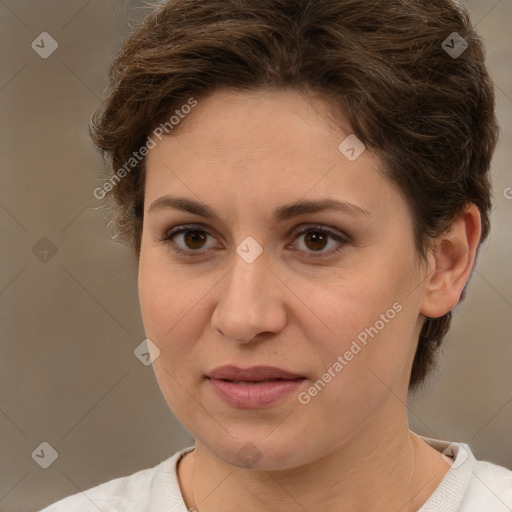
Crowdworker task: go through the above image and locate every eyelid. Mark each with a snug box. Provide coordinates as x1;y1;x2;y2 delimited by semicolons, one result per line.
160;222;349;258
286;223;349;258
160;223;221;256
289;223;349;244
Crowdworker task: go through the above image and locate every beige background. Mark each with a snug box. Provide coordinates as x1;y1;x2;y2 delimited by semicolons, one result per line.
0;1;510;511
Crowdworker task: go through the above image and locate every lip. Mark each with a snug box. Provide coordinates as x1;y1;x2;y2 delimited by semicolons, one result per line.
207;365;304;381
206;365;306;409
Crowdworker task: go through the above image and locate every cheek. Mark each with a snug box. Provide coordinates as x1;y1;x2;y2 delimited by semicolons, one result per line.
296;297;412;440
138;256;207;419
138;252;186;352
138;251;216;369
301;263;415;387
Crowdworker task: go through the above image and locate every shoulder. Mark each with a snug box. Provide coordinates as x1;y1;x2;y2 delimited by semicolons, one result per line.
38;446;194;512
462;458;512;511
416;435;512;512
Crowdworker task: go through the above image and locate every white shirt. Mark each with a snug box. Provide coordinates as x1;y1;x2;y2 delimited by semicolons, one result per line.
39;435;512;511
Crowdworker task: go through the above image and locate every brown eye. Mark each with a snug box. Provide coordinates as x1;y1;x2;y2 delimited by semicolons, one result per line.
161;223;348;259
162;225;217;256
182;230;208;250
303;231;329;251
289;225;348;258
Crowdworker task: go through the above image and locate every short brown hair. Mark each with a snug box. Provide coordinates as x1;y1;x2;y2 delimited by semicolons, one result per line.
89;0;499;390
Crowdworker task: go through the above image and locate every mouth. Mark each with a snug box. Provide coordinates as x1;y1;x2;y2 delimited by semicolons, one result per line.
205;365;306;408
215;378;303;385
206;364;305;382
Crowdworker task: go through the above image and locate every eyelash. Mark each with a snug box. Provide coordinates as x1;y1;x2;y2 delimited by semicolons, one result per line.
159;223;349;259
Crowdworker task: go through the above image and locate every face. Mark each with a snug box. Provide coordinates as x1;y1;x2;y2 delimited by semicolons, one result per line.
138;88;429;470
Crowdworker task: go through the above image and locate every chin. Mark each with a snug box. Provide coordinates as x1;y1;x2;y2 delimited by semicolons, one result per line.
197;430;319;471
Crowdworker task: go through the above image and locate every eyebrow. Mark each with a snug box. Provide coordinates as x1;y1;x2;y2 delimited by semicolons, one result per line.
148;195;372;221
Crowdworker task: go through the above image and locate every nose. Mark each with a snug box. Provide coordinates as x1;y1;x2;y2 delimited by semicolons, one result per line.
210;250;287;344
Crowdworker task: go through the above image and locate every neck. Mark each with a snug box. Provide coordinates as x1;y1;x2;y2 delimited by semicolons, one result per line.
178;412;449;512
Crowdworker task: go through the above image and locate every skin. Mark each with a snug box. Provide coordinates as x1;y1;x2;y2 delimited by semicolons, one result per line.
138;88;481;512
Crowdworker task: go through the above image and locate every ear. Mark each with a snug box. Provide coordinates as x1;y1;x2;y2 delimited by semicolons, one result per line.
420;204;482;319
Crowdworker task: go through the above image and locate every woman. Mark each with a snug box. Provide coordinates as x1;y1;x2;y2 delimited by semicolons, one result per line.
41;0;512;510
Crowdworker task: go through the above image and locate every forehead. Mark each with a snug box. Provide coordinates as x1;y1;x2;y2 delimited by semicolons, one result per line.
143;88;406;226
161;88;347;157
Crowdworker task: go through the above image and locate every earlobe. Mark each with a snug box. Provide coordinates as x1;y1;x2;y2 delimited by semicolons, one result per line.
420;204;482;319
